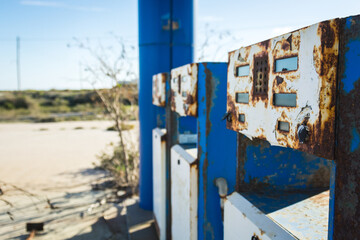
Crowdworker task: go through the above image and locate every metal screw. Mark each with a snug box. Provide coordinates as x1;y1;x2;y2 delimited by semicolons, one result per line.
251;236;259;240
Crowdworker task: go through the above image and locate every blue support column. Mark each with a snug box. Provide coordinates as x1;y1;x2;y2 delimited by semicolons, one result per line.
138;0;193;210
197;63;237;240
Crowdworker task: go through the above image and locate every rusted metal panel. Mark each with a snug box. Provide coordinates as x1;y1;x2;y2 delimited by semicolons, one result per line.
152;73;168;107
333;14;360;239
171;144;198;240
170;63;198;117
227;19;340;160
152;128;167;240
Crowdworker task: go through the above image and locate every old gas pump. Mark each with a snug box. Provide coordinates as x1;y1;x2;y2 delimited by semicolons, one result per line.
223;15;360;240
152;71;197;240
152;72;168;240
170;63;237;240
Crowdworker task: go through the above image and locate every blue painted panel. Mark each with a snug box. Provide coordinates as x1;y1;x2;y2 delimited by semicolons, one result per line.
172;0;194;46
341;40;360;93
328;161;336;240
241;137;332;190
155;106;166;128
138;0;170;45
172;45;193;69
139;45;170;210
178;116;197;134
197;63;237;240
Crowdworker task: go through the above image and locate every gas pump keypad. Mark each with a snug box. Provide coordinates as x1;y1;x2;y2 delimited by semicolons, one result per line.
227;19;340;159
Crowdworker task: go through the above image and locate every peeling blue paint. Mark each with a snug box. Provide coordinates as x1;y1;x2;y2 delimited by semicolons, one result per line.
242;141;332;190
350;127;360;152
345;17;353;29
197;63;237;240
342;40;360;93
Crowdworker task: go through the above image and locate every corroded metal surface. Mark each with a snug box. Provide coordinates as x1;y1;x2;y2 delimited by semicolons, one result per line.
170;63;198;117
227;19;340;160
152;73;168;107
333;15;360;239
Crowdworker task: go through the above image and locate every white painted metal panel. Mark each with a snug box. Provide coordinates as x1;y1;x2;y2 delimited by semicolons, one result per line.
227;20;339;159
171;144;198;240
224;193;297;240
268;190;329;240
152;128;167;240
170;63;198;117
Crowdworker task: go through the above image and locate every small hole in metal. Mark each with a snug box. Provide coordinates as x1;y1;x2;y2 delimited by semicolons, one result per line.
178;159;180;165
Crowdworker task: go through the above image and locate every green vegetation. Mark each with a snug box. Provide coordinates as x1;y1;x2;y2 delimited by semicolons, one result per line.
0;87;138;123
106;122;135;131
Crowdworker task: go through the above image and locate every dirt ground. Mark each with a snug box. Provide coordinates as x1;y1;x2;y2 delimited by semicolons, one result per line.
0;120;138;240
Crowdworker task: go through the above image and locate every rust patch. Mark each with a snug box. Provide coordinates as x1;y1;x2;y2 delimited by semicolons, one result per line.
185;94;195;105
307;166;331;188
318;21;336;49
203;63;213;137
226;95;236;130
259;39;270;49
333;15;360;239
170;89;176;112
275;76;284;85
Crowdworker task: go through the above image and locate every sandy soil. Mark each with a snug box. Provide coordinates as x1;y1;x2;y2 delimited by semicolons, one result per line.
0;120;138;239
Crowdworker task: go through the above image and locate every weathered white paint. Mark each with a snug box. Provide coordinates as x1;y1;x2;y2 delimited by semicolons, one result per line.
152;128;167;240
268;190;329;240
152;73;167;107
170;64;198;116
171;144;198;240
227;20;339;159
224;193;297;240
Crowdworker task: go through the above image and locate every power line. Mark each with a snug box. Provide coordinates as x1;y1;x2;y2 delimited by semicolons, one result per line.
0;35;138;42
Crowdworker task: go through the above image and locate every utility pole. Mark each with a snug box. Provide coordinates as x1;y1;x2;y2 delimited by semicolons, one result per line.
16;36;21;91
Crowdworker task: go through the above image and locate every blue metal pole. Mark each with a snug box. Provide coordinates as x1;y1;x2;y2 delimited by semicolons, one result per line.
138;0;193;210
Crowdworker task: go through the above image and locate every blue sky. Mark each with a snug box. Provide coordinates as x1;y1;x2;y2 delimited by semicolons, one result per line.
1;0;360;90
